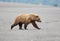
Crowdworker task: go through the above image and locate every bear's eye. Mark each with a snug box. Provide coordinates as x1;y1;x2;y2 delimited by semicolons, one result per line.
36;16;38;17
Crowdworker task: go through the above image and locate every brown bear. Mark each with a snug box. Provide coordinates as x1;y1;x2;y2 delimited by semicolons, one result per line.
11;13;41;30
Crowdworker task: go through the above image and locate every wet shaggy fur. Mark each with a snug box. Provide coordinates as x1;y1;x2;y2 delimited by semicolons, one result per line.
11;14;41;30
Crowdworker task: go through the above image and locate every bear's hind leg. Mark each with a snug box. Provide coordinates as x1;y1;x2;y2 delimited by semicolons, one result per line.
19;23;23;30
11;24;17;30
24;24;28;30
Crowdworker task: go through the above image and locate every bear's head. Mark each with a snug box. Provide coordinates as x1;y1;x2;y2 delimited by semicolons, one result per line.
29;14;41;22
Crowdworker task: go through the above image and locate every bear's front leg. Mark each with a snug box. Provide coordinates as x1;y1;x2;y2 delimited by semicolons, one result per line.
31;21;40;30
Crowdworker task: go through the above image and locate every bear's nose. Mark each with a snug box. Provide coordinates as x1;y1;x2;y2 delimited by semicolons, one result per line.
38;19;41;22
39;20;41;22
37;20;41;22
40;21;42;22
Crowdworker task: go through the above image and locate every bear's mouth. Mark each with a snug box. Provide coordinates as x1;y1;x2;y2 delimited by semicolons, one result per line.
37;20;41;22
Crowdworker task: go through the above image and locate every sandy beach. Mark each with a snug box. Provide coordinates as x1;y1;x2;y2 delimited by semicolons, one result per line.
0;2;60;41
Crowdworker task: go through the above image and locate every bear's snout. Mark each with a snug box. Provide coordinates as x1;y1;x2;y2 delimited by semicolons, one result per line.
37;20;41;22
39;20;41;22
37;19;41;22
